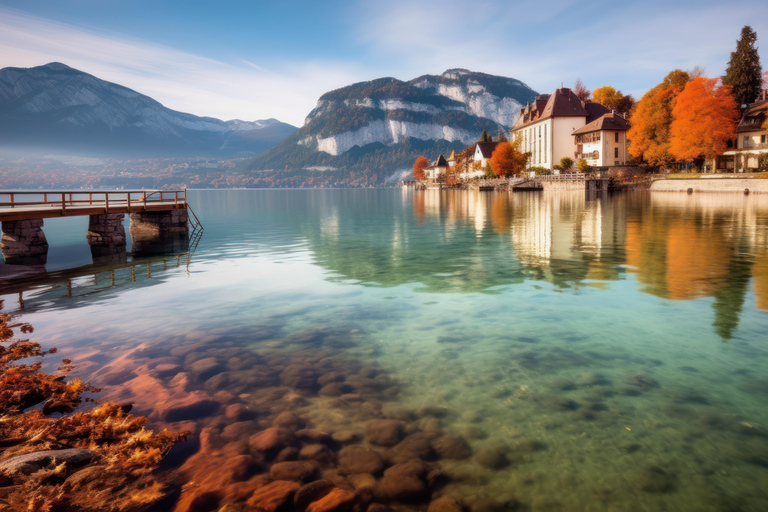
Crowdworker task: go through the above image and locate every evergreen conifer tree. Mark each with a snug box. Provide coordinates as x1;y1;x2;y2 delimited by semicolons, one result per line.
723;26;763;106
497;130;508;142
480;130;490;142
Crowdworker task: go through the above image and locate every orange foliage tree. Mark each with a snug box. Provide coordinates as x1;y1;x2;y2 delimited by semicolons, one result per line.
628;70;690;167
489;140;528;177
592;86;635;116
413;156;429;180
670;78;739;161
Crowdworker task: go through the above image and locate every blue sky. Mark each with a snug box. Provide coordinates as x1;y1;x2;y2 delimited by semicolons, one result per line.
1;0;767;125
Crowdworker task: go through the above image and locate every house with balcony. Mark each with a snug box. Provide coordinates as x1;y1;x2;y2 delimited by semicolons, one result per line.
511;87;611;170
717;89;768;172
572;112;630;167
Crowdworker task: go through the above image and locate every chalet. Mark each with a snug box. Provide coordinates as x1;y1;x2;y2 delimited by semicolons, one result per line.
718;89;767;172
424;155;449;180
474;142;501;168
510;87;611;170
572;112;630;167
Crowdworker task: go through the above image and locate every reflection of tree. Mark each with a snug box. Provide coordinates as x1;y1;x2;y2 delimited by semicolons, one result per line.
623;193;768;339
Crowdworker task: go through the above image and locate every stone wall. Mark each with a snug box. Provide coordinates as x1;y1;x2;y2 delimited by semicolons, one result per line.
650;178;768;194
129;209;189;236
0;219;48;265
539;180;585;191
87;213;126;248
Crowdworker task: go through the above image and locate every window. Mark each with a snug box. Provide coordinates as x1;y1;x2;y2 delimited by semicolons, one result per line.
615;132;619;143
762;134;766;143
615;147;619;158
544;124;547;162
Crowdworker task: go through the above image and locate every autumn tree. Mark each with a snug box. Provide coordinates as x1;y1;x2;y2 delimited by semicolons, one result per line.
592;86;635;116
489;140;528;177
413;156;429;180
497;130;508;142
577;158;590;173
557;157;574;172
628;70;691;167
723;26;763;106
670;78;739;162
573;78;591;101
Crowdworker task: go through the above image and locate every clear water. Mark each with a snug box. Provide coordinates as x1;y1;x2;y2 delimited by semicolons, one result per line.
2;189;768;511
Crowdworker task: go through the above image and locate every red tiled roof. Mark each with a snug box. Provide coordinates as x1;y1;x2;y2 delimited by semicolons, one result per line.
572;112;630;135
512;88;610;131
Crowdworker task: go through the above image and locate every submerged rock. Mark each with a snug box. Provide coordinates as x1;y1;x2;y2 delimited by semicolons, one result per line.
387;434;434;464
249;427;296;454
331;431;358;444
376;459;430;502
306;487;358;512
269;460;319;481
428;496;463;512
627;375;660;391
0;448;93;480
294;479;335;509
246;480;301;512
338;446;385;475
637;465;676;493
432;435;472;460
366;419;406;446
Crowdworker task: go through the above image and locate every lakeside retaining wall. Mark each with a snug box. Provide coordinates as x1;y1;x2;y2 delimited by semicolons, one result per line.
651;178;768;194
540;180;585;191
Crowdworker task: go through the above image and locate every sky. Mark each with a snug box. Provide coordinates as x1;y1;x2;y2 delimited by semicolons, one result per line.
1;0;767;126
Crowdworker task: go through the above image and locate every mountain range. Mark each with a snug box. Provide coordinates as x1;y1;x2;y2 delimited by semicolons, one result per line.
0;62;297;157
247;69;539;185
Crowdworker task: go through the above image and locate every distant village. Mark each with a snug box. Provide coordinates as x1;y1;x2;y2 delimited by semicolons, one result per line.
411;26;768;187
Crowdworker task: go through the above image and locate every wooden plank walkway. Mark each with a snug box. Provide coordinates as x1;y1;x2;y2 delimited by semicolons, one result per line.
0;190;187;222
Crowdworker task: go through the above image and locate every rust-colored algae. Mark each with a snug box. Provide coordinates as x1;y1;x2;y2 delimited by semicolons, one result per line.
0;301;187;512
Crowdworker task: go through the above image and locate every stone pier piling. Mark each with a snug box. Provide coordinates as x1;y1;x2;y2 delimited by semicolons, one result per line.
129;209;189;255
87;213;127;264
0;219;49;265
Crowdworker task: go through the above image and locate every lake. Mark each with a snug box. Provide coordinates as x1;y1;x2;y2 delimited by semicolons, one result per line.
2;189;768;512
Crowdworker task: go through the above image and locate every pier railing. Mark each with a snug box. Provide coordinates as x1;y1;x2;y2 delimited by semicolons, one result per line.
0;189;187;212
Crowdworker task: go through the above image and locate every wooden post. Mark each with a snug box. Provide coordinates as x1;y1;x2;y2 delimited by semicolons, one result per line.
105;192;109;212
61;193;66;214
9;193;14;209
89;193;93;206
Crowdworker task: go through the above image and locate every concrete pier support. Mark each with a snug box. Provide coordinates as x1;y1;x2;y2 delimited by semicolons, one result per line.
87;213;127;264
0;219;49;265
129;209;189;255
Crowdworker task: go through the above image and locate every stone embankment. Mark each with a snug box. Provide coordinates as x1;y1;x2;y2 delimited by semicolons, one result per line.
650;178;768;194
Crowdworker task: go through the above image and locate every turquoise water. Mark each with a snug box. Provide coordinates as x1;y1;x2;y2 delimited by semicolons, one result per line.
2;189;768;511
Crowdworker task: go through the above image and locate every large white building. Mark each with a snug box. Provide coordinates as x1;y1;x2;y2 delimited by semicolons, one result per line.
510;87;612;170
718;89;767;172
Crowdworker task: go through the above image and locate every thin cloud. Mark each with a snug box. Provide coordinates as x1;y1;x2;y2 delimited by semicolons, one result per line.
0;7;360;125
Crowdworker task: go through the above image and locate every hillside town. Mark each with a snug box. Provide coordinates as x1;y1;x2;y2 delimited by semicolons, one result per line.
411;26;768;189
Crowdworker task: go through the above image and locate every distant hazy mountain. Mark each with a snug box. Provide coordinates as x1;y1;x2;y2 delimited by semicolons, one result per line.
0;62;297;157
248;69;538;185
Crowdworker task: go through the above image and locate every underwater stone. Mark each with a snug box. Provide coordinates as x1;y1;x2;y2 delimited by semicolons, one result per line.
300;444;336;465
331;431;359;444
428;496;463;512
348;473;376;492
294;479;335;509
627;375;660;391
338;446;385;475
366;419;406;446
432;435;472;460
306;487;358;512
249;427;296;454
275;447;300;462
280;365;321;392
269;460;319;481
387;434;434;464
637;465;676;493
246;480;301;512
0;448;93;479
274;411;306;430
376;459;430;502
297;429;332;444
547;379;577;391
474;446;510;470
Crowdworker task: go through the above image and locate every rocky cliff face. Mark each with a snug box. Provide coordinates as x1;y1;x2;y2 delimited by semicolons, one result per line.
249;69;538;183
0;62;297;157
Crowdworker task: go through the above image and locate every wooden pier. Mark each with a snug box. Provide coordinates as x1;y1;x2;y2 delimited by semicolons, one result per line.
0;190;201;266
